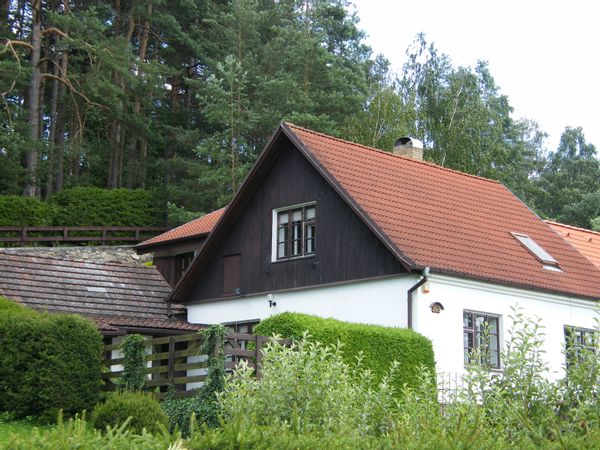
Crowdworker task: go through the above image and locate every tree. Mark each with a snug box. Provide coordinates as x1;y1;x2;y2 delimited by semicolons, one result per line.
535;126;600;221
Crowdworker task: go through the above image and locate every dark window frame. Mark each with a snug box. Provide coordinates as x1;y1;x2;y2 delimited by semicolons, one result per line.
564;325;597;367
274;203;316;261
222;254;241;296
174;252;194;284
463;310;501;369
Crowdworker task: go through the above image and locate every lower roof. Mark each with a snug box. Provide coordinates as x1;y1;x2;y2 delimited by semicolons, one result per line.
0;251;195;334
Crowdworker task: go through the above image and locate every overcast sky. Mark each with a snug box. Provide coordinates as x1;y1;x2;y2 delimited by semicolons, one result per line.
351;0;599;152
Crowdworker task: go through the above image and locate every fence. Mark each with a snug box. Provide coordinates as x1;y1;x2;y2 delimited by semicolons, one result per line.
0;226;168;246
102;331;287;399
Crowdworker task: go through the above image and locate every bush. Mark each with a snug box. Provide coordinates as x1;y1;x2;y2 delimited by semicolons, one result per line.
92;391;168;435
0;299;103;421
254;313;435;391
120;334;147;392
209;336;407;441
5;413;183;449
49;187;165;226
0;195;57;226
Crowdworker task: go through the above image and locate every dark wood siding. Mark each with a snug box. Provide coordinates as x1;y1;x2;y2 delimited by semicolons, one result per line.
222;254;241;295
152;238;206;286
186;141;406;301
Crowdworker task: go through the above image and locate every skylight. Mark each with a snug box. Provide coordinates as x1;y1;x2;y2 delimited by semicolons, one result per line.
512;233;560;267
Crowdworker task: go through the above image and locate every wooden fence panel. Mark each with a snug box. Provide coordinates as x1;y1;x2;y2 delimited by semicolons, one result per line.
102;332;290;398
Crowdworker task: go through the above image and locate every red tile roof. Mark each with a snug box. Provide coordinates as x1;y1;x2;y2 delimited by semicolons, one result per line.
547;221;600;270
285;123;600;300
0;252;198;334
136;207;226;250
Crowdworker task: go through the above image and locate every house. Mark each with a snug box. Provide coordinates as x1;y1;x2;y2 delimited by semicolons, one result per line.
0;250;200;340
546;221;600;270
140;123;600;378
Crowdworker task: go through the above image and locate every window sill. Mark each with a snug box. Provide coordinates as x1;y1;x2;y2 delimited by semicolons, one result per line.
271;254;316;264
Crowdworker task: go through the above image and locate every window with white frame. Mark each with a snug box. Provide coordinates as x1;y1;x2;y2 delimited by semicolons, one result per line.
272;203;316;261
463;310;500;368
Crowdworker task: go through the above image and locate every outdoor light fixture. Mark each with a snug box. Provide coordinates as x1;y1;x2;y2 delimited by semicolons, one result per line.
429;302;444;314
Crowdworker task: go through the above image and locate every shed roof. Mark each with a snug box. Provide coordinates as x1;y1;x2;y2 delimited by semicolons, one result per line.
546;221;600;270
0;252;198;334
136;207;226;251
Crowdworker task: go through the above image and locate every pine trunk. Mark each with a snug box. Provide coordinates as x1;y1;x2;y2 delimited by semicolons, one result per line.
24;0;42;197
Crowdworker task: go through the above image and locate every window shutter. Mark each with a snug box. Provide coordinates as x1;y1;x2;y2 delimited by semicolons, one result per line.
222;254;241;295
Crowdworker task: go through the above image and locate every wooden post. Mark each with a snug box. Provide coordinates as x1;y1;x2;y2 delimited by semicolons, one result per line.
63;227;68;241
21;227;27;243
168;336;175;382
101;227;108;246
255;335;265;379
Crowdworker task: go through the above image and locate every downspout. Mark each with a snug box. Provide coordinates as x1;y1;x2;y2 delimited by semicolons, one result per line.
407;267;429;329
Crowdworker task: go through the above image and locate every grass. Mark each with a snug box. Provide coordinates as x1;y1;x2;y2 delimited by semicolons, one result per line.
0;416;50;446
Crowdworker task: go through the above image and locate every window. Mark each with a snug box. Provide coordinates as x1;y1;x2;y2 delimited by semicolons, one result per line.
174;252;194;284
565;326;597;366
463;311;500;368
222;254;241;296
511;232;561;271
273;203;316;261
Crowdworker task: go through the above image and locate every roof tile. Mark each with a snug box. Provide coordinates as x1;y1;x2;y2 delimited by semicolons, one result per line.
137;207;226;248
547;221;600;270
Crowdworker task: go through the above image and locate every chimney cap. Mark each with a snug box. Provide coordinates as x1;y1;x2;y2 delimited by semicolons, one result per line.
394;137;423;150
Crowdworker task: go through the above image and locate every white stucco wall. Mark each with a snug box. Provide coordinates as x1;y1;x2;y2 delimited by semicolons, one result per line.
186;274;599;379
187;275;418;328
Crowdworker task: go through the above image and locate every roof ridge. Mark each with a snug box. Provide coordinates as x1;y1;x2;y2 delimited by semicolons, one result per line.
546;220;600;236
285;122;502;185
0;251;151;269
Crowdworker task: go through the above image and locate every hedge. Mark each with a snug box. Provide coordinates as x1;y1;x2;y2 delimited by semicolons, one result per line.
254;312;435;391
49;187;165;226
0;196;57;226
0;297;103;421
0;188;166;227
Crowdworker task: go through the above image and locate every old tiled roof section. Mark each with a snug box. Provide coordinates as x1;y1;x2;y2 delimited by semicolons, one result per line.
547;221;600;270
286;123;600;300
137;207;226;249
0;252;197;333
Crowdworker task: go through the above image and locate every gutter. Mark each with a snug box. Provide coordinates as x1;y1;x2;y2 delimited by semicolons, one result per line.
407;267;429;329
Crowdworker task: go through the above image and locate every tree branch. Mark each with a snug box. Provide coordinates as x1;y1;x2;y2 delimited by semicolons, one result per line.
42;27;68;38
41;73;110;111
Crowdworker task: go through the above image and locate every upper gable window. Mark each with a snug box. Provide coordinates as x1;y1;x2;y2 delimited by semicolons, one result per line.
272;203;316;261
511;232;561;271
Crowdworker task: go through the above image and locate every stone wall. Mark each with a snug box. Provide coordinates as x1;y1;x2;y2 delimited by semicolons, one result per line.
0;246;153;266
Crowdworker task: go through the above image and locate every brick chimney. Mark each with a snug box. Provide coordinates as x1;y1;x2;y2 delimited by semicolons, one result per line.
393;137;424;160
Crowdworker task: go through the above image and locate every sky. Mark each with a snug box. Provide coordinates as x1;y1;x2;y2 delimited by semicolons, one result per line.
350;0;599;151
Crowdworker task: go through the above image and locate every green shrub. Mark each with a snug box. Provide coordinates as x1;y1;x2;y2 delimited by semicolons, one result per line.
214;336;405;439
254;312;435;391
120;334;147;392
5;413;183;450
91;391;168;435
49;187;165;226
0;296;30;313
0;301;103;421
0;195;57;226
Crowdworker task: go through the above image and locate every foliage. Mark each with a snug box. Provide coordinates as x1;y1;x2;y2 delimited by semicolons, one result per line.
167;202;203;227
162;325;227;435
0;195;57;226
120;334;147;392
91;391;168;436
0;300;103;421
49;187;165;226
254;312;435;391
5;412;183;450
214;336;406;439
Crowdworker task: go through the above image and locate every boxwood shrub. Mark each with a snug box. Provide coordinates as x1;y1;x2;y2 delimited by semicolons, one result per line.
254;312;435;391
0;297;103;421
92;391;168;435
